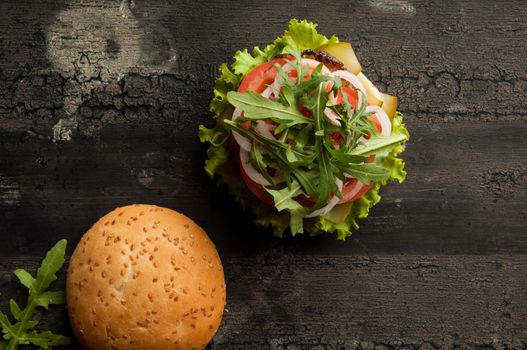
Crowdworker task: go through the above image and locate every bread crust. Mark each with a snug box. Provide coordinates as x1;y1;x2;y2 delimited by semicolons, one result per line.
66;204;226;350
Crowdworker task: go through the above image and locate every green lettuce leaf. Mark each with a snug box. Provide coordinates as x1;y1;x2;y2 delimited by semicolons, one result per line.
231;47;269;76
199;19;409;239
382;112;409;184
306;183;381;239
210;64;240;117
281;19;338;52
230;19;337;77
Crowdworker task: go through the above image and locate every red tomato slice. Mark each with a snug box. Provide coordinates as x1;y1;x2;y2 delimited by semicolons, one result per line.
295;194;315;207
286;58;326;80
340;179;374;203
297;102;312;117
369;114;382;132
327;81;360;109
238;58;290;93
237;58;290;130
335;85;359;108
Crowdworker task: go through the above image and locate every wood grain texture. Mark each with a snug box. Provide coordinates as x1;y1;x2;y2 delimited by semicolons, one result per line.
1;253;526;349
0;0;526;348
219;253;527;349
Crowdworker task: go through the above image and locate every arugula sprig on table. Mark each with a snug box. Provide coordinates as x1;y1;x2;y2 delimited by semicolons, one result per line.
224;50;405;234
0;240;72;350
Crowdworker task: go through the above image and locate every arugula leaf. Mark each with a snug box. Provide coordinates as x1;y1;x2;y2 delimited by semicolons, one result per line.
341;163;391;183
351;133;408;157
227;91;311;127
292;72;337;96
265;183;306;235
22;331;71;349
326;144;367;164
0;313;15;337
33;242;66;295
12;271;34;292
7;302;21;323
0;240;72;350
266;182;303;212
34;291;65;310
311;83;336;211
279;83;296;108
294;124;314;148
249;143;274;185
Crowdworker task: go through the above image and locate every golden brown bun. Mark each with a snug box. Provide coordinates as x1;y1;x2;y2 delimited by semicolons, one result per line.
66;204;226;350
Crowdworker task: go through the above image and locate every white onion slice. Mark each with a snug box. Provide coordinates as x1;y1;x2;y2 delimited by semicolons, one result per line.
269;75;283;94
240;149;270;186
239;148;283;186
366;105;392;136
261;83;281;100
260;85;273;99
337;177;366;204
231;108;252;152
255;121;276;140
329;70;367;108
300;58;331;75
324;107;342;126
304;178;344;218
282;58;331;77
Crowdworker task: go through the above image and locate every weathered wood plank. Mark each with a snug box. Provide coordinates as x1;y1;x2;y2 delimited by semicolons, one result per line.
0;0;526;127
217;254;527;349
1;254;526;349
1;0;526;348
0;119;525;255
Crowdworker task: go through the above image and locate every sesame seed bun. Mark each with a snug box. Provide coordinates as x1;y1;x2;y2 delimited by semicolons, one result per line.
66;204;226;350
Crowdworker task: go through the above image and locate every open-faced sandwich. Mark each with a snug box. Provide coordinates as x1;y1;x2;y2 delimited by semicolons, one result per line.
200;19;409;239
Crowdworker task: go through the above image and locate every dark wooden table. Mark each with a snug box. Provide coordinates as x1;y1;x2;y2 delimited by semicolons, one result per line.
1;1;526;349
